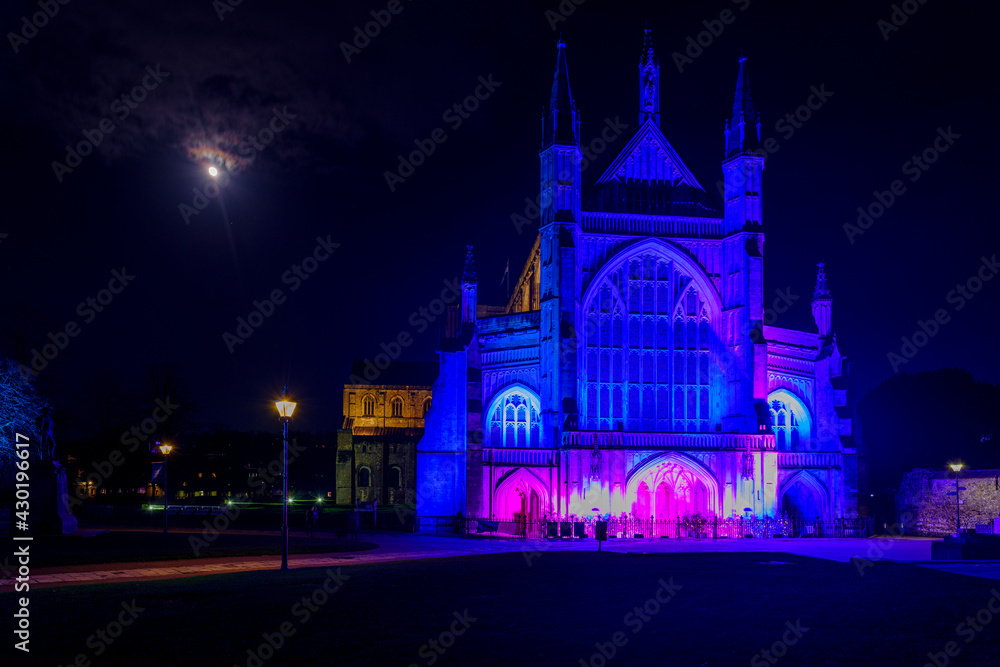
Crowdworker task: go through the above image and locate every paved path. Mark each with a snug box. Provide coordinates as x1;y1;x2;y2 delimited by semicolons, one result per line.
0;532;948;590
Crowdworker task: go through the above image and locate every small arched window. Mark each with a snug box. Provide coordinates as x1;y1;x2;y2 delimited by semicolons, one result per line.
769;399;802;451
358;467;371;487
422;397;432;417
362;395;376;416
391;396;404;417
389;466;402;489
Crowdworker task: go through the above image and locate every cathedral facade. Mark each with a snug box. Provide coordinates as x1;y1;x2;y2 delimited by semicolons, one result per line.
416;34;864;523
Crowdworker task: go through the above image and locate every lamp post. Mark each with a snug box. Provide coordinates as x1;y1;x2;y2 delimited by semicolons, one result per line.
159;443;173;534
948;462;965;537
274;388;297;571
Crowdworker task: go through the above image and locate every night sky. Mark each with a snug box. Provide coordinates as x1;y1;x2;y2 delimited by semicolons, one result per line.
2;0;998;437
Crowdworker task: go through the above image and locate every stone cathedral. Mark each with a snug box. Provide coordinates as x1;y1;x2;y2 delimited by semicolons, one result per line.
416;33;864;522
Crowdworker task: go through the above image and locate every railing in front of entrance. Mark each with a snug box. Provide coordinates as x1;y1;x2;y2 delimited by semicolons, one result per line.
418;515;873;539
562;431;776;450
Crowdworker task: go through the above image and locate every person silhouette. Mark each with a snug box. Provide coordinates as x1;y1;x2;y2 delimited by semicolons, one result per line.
307;505;318;538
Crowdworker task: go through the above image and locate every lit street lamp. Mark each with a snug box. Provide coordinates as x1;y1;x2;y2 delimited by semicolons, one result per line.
159;442;173;534
947;462;966;537
274;387;297;571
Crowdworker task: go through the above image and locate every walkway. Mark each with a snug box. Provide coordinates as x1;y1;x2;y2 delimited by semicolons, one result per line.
0;531;953;590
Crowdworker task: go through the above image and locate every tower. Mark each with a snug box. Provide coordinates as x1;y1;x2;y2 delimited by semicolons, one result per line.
721;57;767;431
812;262;833;337
539;39;582;446
638;27;660;126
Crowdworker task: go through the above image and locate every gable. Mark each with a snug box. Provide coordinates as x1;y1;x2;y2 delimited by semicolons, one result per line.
595;119;707;191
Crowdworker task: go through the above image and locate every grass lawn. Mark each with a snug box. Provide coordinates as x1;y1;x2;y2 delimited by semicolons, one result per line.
23;531;377;568
7;551;1000;665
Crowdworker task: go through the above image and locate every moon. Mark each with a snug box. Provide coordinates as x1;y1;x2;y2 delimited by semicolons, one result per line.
208;166;219;177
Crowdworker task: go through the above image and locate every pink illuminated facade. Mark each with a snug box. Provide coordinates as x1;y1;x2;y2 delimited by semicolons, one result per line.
416;33;864;522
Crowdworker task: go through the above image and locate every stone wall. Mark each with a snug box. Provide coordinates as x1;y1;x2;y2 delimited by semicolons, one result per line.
896;468;1000;536
335;430;417;507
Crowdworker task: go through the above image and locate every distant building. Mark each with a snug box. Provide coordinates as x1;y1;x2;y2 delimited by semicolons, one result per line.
897;468;1000;536
336;360;436;506
415;32;865;522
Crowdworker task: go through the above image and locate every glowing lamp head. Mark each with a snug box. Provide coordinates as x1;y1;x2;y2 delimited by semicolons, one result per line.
159;443;173;456
275;386;297;420
208;166;219;177
949;462;965;472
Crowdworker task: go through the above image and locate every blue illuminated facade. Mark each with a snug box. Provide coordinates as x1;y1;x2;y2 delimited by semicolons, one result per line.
417;33;863;522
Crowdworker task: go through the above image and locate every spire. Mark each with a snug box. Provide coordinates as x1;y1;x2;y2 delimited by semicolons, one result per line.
813;262;829;299
725;56;762;158
639;26;660;125
543;38;580;148
812;262;833;337
462;244;477;283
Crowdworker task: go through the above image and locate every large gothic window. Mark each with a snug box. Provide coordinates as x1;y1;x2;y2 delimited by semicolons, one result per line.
488;390;541;448
583;251;715;432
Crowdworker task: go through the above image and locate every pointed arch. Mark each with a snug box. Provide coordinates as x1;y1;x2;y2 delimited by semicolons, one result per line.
582;238;721;316
493;468;550;520
485;384;542;448
767;388;813;451
624;451;720;517
778;470;829;521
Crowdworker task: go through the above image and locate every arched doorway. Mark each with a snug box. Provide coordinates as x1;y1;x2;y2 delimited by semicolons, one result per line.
779;473;828;521
624;452;720;518
634;482;651;518
493;468;549;520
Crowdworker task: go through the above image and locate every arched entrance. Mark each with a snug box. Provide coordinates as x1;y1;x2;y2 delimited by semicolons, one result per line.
779;472;829;521
624;452;719;518
493;468;549;520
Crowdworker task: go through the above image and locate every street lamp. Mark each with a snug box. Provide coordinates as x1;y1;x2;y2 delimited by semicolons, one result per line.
274;387;297;570
948;462;966;537
159;442;173;534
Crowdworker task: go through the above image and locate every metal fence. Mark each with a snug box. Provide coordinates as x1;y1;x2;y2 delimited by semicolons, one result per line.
417;515;873;539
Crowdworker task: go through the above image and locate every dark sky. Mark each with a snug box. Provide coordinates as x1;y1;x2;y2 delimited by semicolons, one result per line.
2;0;998;436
